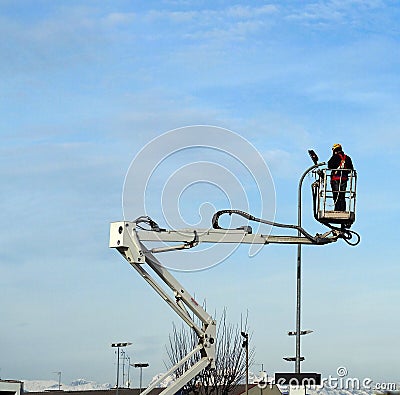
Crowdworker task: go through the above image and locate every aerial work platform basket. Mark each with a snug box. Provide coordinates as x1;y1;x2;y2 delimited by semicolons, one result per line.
313;168;357;228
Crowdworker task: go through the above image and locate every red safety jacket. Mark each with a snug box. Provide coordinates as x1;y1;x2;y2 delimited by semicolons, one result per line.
331;153;348;181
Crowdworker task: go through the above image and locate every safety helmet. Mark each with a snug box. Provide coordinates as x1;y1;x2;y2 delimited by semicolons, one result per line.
332;143;342;151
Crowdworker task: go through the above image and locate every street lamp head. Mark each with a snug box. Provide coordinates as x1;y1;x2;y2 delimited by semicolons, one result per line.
134;363;149;368
283;356;305;362
287;329;314;336
111;342;132;348
308;149;319;165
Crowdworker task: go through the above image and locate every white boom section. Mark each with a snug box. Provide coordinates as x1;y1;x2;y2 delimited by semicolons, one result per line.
136;227;339;245
109;221;216;395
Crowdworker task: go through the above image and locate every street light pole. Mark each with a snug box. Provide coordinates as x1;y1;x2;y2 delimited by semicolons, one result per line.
53;372;61;391
121;350;126;388
134;363;149;393
241;332;249;395
126;356;131;388
295;162;324;374
111;342;132;395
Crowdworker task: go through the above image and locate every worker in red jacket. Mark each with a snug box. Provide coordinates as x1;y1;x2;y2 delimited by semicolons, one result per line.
328;143;354;211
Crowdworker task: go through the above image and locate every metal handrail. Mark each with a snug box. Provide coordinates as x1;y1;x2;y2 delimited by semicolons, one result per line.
313;169;357;227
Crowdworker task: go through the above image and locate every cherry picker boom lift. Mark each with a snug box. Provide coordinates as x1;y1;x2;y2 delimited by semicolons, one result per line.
109;158;359;395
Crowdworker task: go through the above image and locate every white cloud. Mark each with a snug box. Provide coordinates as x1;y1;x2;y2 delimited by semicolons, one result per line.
146;4;278;23
143;4;278;42
103;11;136;26
286;0;390;28
287;2;344;23
146;9;199;23
226;4;278;19
263;149;298;179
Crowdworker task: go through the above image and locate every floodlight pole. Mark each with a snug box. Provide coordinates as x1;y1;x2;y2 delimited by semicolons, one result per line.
121;350;129;388
296;162;325;373
127;356;131;388
134;363;149;393
53;371;61;391
111;342;132;395
241;332;249;395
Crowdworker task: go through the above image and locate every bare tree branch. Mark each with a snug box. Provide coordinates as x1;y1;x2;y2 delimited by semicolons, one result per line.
164;309;254;395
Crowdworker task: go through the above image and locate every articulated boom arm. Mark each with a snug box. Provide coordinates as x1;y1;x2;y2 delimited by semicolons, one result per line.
109;221;216;395
109;217;344;395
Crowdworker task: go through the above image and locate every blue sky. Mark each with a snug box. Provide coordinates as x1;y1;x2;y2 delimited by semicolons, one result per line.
1;0;399;387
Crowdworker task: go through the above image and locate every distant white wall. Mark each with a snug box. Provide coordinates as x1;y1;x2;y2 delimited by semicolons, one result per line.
0;380;23;395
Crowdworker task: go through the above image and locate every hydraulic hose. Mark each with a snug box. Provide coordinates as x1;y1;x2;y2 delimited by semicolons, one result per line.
212;209;320;243
324;223;361;246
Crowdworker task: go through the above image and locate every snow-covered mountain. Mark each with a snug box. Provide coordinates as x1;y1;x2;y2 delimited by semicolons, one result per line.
23;379;112;392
